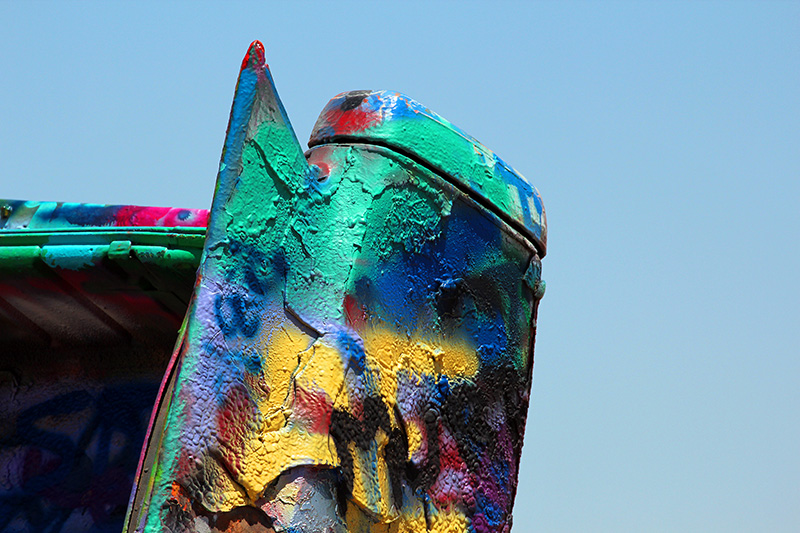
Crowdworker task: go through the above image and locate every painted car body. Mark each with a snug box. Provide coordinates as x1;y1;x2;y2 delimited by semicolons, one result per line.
1;41;546;533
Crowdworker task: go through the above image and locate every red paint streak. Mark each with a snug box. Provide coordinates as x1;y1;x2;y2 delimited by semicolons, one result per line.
216;384;252;475
438;435;466;472
174;449;195;479
315;161;330;179
241;40;266;70
323;104;380;136
293;386;333;434
113;205;208;227
343;294;367;331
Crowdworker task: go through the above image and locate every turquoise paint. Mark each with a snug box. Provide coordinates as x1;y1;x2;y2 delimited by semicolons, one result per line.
1;38;547;533
126;41;546;533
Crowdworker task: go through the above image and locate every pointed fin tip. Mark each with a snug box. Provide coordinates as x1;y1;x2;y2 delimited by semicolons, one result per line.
241;40;266;71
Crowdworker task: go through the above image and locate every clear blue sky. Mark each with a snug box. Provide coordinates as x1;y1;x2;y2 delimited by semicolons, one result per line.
1;2;797;531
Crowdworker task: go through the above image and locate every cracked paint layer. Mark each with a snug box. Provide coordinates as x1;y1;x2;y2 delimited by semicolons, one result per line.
125;40;546;533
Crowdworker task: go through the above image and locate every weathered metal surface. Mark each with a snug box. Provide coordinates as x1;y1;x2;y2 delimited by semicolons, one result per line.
125;41;545;533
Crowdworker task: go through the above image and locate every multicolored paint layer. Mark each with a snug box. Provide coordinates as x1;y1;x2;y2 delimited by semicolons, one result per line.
0;200;209;231
126;41;546;533
0;203;206;532
309;90;546;253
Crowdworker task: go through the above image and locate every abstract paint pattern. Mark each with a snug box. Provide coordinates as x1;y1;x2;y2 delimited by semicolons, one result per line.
0;200;208;231
0;202;206;533
125;41;546;533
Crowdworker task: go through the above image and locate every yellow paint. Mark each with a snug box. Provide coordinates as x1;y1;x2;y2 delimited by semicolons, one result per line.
236;335;348;502
362;325;479;403
293;341;349;406
344;493;454;532
205;315;350;509
257;314;315;427
195;453;250;510
196;320;480;527
405;418;424;459
237;429;338;502
427;508;470;533
394;503;428;533
348;430;399;522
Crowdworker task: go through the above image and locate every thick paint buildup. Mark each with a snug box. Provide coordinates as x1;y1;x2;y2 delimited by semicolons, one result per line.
124;41;547;533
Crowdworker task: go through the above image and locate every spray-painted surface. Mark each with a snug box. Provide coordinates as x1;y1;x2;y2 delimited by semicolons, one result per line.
0;202;205;533
125;41;546;533
309;90;545;251
0;200;209;232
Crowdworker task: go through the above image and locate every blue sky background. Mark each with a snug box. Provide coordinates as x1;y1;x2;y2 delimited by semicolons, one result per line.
1;2;797;531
